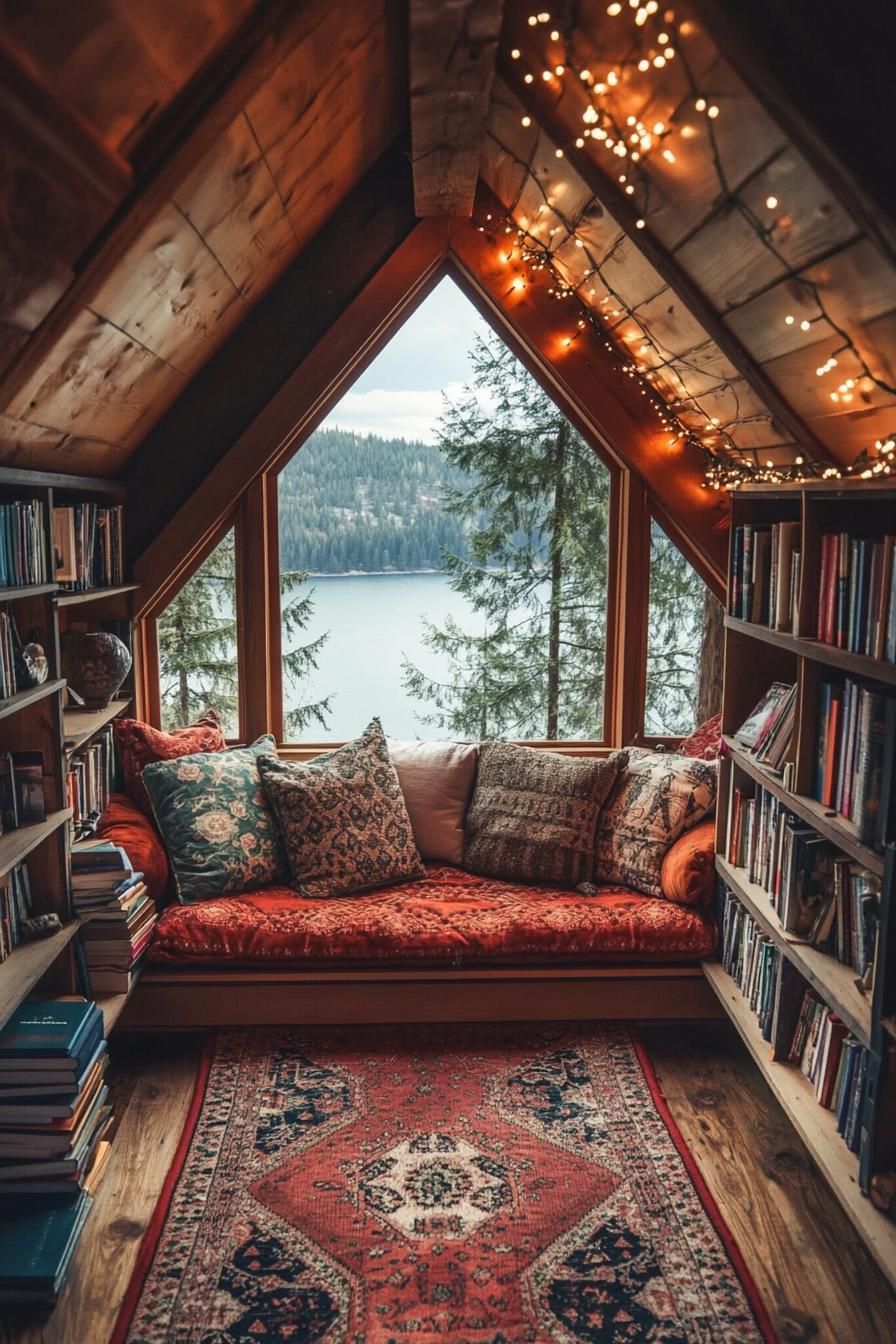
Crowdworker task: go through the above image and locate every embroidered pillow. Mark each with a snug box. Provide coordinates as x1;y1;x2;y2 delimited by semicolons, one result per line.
142;736;288;904
113;711;226;814
258;718;424;899
387;738;478;865
463;742;628;888
678;712;723;761
594;750;717;898
660;819;717;908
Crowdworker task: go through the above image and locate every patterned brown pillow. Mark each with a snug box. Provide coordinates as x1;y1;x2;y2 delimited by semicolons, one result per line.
257;718;424;898
463;742;628;888
593;749;718;898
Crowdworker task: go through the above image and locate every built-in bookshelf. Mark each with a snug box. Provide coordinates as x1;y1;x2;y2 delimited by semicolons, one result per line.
708;478;896;1291
0;466;136;1033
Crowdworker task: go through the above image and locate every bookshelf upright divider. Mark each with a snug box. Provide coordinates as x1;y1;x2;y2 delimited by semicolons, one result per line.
709;477;896;1291
0;465;136;1035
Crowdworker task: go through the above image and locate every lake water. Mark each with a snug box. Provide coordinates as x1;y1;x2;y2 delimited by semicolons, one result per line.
282;572;487;740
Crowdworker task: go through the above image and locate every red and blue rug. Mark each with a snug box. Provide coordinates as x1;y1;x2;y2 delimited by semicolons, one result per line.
113;1024;776;1342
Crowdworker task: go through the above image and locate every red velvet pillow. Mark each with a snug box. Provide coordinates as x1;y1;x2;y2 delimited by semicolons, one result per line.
660;821;716;907
678;712;722;761
113;711;226;814
98;793;171;906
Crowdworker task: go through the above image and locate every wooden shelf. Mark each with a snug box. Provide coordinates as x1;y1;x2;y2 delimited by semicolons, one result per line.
0;677;65;722
723;735;885;877
56;584;138;607
64;697;132;754
0;808;73;878
703;960;896;1294
0;582;58;601
0;920;81;1032
96;982;138;1035
725;615;896;688
716;855;873;1046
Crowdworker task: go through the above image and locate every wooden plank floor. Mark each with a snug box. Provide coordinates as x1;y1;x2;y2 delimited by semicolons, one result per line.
1;1022;894;1342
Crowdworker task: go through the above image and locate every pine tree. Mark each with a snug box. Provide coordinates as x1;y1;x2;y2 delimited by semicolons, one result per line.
643;521;708;734
401;334;611;740
158;530;331;735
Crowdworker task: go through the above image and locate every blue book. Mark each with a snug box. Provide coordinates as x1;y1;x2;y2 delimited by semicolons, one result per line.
0;1192;91;1300
0;1000;102;1065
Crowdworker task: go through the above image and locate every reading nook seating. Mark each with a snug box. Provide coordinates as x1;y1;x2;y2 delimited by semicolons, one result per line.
96;715;721;1027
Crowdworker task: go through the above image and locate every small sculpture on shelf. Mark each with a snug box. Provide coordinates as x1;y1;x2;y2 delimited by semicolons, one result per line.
17;627;49;688
61;630;132;709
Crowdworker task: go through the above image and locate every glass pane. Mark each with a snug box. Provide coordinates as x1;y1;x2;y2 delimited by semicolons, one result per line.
644;519;709;735
277;276;610;742
157;528;238;736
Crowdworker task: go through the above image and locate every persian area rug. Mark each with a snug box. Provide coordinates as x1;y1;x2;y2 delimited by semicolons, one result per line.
112;1025;776;1343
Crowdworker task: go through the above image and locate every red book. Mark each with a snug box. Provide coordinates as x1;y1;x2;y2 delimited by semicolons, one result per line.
818;1015;849;1109
821;692;842;809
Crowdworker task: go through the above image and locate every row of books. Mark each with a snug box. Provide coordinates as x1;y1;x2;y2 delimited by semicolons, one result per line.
66;727;114;833
730;520;800;632
0;608;21;700
53;504;124;592
813;679;895;852
0;999;111;1301
733;680;798;773
0;749;46;834
73;841;156;994
786;989;869;1153
725;779;879;983
0;499;48;589
816;530;896;661
719;888;870;1156
0;863;33;963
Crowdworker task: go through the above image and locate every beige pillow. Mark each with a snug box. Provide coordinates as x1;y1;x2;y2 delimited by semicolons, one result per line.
388;739;478;865
594;749;717;898
463;741;628;888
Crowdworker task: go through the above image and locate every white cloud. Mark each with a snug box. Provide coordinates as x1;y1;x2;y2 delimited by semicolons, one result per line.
322;382;469;443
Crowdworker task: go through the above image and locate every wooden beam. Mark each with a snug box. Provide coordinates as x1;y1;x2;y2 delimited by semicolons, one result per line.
133;212;449;618
410;0;504;216
497;59;834;467
447;209;728;589
0;0;354;417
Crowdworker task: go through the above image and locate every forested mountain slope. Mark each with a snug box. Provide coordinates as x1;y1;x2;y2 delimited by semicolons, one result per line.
278;428;474;573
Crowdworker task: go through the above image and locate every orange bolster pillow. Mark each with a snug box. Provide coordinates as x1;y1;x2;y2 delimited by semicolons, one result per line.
660;819;716;907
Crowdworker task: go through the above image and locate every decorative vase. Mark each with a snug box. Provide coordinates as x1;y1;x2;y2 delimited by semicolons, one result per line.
61;631;132;709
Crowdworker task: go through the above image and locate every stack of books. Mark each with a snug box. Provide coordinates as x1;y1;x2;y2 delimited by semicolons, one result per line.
53;502;124;591
813;679;895;850
733;681;798;773
731;520;801;632
816;530;896;660
0;999;111;1201
0;861;33;963
0;1195;94;1305
66;726;115;832
0;499;48;587
73;840;155;995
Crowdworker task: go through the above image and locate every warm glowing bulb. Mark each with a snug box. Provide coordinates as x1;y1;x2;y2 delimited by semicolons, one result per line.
555;64;565;75
555;147;564;157
528;14;538;24
654;55;666;67
562;337;572;347
695;97;707;111
575;136;585;147
784;314;795;325
542;69;553;80
511;277;526;292
538;11;550;20
625;184;635;194
653;122;665;134
511;48;521;58
800;319;811;331
521;115;532;127
765;195;778;209
636;218;646;229
580;69;592;81
550;28;560;39
524;72;534;83
638;58;650;71
707;104;720;118
658;31;669;43
607;1;622;11
662;148;676;163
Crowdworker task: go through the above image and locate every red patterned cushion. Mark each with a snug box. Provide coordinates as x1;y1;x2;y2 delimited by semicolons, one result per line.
147;865;714;966
98;793;171;907
678;712;723;761
114;711;226;813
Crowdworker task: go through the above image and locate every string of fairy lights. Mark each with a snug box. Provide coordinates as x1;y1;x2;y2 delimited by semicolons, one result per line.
486;3;896;489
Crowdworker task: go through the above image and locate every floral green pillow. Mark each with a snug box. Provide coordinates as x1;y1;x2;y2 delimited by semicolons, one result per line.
142;736;288;903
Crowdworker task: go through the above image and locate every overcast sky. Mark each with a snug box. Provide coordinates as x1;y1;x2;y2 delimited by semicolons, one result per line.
322;275;491;443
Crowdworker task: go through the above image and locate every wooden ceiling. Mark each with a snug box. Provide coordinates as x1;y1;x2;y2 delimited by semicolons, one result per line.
1;0;894;536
